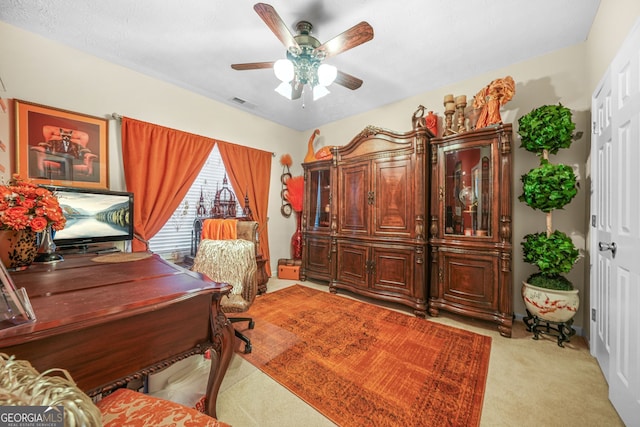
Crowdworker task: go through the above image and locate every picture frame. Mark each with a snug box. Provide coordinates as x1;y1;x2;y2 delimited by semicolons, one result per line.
15;99;108;189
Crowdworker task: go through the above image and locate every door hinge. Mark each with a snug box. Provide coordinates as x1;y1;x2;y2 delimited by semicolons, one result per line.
592;215;596;227
592;121;597;135
591;308;596;322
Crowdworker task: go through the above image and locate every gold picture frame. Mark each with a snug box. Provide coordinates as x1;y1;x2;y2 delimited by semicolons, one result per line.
15;99;108;189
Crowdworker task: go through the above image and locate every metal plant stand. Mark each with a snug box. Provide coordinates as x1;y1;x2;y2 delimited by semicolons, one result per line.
523;310;576;347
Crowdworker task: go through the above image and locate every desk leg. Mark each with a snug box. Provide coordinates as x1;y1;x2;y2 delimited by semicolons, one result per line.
204;293;234;419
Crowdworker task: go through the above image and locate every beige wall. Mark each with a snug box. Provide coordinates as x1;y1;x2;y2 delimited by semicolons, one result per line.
322;44;593;328
0;21;305;271
1;4;639;332
587;1;640;91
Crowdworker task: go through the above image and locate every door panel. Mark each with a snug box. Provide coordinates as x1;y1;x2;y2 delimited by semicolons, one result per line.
370;245;414;295
374;157;413;237
442;249;497;310
598;18;640;426
338;163;369;236
304;236;332;281
335;241;369;288
591;68;612;380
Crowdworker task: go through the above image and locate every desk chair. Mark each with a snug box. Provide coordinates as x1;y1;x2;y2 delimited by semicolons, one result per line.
192;238;258;354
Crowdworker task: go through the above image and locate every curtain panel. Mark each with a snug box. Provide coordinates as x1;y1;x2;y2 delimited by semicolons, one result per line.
121;117;272;277
218;141;272;276
121;117;214;252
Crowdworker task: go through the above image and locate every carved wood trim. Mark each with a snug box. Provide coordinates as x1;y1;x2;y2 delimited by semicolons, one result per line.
86;344;212;397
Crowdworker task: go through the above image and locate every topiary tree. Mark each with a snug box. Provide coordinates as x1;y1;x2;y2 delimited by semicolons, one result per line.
518;104;580;290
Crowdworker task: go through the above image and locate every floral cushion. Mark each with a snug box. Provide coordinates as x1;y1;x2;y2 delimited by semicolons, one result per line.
97;388;230;427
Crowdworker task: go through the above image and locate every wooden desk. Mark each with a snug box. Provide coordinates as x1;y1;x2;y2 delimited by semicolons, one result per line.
0;253;234;418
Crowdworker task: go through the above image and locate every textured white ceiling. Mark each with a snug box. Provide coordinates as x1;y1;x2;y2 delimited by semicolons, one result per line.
0;0;600;131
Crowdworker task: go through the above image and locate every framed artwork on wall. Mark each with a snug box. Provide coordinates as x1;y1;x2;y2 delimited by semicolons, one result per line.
14;99;108;189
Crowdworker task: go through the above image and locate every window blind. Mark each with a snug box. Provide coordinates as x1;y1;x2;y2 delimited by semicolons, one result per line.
148;145;238;259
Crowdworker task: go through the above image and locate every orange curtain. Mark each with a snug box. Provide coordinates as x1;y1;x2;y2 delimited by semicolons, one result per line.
217;141;272;276
121;117;214;252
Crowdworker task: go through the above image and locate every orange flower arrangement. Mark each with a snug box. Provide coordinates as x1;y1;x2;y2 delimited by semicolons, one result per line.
0;175;66;233
285;176;304;213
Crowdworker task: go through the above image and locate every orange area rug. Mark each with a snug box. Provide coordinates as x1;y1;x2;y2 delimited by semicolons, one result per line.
239;285;491;426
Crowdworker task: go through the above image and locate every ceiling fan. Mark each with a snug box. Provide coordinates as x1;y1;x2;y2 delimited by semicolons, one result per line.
231;3;374;101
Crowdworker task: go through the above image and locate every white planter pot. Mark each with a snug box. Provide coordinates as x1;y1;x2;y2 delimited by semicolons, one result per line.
521;281;579;323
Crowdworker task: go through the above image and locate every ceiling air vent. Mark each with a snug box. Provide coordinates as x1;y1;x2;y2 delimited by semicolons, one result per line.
230;97;256;109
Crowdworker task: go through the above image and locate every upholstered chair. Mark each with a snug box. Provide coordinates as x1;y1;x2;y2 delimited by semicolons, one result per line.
192;238;258;354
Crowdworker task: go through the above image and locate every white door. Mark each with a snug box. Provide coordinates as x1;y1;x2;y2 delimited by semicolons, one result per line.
592;18;640;426
590;69;612;382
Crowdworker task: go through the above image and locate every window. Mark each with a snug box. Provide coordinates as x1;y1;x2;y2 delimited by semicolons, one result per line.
148;145;238;259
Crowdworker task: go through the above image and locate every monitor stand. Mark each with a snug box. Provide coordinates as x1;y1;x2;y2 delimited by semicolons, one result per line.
58;243;120;255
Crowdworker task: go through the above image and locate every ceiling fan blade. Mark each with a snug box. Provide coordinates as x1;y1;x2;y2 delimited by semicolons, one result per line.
315;21;374;58
334;70;363;90
231;61;275;71
254;3;300;52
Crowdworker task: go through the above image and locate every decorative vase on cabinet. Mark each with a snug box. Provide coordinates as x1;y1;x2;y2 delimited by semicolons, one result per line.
428;124;513;337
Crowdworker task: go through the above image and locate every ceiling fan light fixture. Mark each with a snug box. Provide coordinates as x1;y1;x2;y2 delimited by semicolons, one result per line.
313;85;330;101
274;58;294;82
275;81;294;99
235;4;373;102
317;63;337;87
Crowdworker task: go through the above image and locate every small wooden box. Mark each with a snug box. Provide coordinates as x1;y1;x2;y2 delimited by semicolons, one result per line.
278;265;300;280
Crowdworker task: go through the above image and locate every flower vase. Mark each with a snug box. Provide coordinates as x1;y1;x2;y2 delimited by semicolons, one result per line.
290;211;303;260
0;230;38;271
34;225;64;264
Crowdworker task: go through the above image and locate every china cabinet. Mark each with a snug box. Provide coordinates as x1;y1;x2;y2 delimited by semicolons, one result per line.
428;124;513;337
301;159;333;282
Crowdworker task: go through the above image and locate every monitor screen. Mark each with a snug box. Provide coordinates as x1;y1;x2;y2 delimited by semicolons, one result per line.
46;186;134;248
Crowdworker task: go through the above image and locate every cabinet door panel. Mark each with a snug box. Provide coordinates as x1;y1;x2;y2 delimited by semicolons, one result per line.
442;250;497;310
304;236;332;281
374;157;413;237
307;168;331;231
371;246;414;295
338;163;369;235
336;242;369;287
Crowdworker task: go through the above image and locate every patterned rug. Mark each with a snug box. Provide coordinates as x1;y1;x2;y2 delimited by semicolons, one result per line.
239;285;491;427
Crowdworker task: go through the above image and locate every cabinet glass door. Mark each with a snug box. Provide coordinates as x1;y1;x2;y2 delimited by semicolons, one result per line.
444;146;492;237
309;169;331;229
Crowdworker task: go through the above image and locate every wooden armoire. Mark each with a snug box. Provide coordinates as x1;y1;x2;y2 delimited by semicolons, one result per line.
301;116;513;335
301;123;430;317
